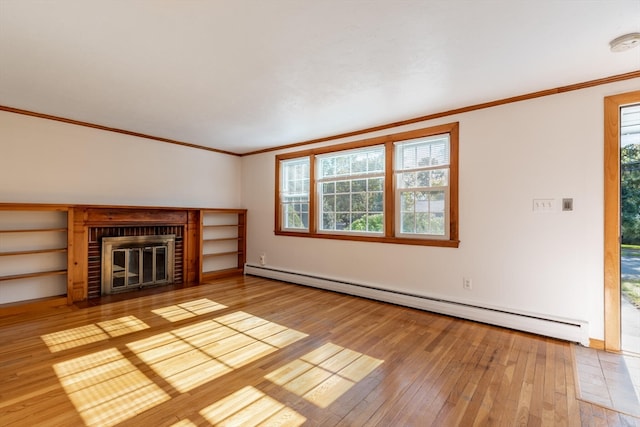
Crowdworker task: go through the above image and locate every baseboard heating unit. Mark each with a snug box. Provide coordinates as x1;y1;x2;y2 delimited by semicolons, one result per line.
244;264;589;346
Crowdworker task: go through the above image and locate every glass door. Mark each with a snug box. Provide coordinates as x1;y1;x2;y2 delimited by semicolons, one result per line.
111;248;141;290
620;103;640;354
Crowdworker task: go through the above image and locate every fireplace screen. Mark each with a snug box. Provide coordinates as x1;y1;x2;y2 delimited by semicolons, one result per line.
102;235;175;294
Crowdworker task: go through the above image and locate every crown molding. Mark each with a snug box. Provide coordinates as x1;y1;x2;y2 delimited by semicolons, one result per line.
2;70;638;157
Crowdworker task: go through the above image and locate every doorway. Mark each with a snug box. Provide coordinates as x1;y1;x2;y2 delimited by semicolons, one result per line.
604;90;640;353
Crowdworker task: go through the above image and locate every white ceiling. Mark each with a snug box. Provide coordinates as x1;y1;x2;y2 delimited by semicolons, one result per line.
1;1;639;155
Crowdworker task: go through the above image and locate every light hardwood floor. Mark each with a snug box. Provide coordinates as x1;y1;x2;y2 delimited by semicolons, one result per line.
573;346;640;418
0;275;638;426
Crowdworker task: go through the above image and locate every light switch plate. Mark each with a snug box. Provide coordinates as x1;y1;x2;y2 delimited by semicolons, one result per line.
533;199;555;212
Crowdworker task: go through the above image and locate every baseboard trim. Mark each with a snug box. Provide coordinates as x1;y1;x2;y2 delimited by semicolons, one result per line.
245;264;590;346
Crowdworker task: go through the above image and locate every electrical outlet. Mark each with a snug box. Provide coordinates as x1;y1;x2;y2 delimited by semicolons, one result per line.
259;254;266;266
463;277;472;290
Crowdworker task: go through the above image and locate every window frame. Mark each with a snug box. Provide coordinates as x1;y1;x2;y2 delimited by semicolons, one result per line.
275;122;459;248
394;134;452;240
316;144;386;237
278;157;311;232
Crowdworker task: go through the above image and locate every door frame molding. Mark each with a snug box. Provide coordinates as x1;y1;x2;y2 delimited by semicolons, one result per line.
604;90;640;352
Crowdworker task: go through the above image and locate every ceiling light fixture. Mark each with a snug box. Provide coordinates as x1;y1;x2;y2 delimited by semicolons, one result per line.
609;32;640;52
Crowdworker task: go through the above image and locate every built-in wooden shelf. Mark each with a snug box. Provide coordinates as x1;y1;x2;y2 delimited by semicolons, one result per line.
0;228;67;234
203;237;242;243
200;267;244;281
0;295;68;316
203;251;243;258
200;209;246;280
0;248;68;257
0;203;247;313
0;206;71;313
0;269;67;282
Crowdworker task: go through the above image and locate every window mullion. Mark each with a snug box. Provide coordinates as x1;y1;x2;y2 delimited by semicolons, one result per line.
385;141;394;237
449;123;459;242
399;165;450;174
397;185;449;193
316;171;384;183
309;154;316;233
275;159;281;233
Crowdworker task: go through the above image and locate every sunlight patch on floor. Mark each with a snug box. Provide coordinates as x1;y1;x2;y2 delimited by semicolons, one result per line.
265;342;383;408
96;315;150;337
127;312;308;392
127;321;233;392
151;298;227;322
53;348;170;427
573;345;640;417
169;420;198;427
199;386;306;427
45;300;313;424
41;315;150;352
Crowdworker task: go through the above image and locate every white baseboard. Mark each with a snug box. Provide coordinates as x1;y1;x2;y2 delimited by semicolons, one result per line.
244;264;589;346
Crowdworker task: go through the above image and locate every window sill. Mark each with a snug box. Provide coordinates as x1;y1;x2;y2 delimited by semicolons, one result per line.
275;230;460;248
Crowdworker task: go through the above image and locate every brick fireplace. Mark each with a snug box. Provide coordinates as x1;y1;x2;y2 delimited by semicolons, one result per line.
69;207;200;302
87;226;184;298
0;203;246;310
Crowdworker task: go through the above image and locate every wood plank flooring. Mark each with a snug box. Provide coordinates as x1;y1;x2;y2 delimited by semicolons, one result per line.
0;275;638;426
573;345;640;418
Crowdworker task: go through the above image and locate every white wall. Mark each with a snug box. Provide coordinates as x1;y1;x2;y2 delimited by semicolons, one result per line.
241;77;640;342
0;111;241;207
0;111;241;304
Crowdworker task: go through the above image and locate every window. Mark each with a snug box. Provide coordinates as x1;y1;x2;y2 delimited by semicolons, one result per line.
317;146;385;234
275;122;459;247
279;157;310;231
395;134;450;239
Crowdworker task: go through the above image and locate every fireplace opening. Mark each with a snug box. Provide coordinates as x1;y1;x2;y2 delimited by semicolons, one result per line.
102;235;175;294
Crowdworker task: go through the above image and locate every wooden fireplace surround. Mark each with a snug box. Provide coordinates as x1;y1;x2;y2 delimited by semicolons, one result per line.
0;203;246;310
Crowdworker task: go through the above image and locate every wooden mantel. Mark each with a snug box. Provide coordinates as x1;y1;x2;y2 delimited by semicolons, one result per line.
69;206;200;302
0;203;247;309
